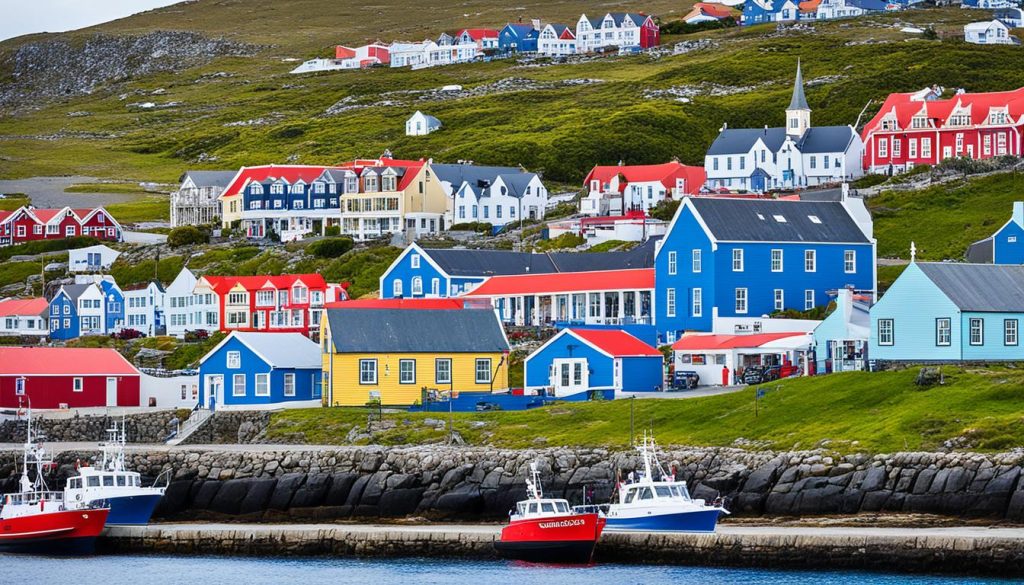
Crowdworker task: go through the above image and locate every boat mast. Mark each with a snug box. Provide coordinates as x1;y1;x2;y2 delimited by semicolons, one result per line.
526;461;543;499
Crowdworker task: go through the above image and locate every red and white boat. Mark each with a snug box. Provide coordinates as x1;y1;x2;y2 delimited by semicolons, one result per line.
494;462;606;564
0;406;109;554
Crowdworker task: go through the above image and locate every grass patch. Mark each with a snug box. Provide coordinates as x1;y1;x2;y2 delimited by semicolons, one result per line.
0;261;42;289
64;182;148;194
105;195;170;223
0;236;100;262
587;240;635;253
0;195;30;211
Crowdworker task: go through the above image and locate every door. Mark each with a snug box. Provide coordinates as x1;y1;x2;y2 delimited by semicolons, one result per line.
551;359;588;397
206;375;223;410
106;377;118;407
943;146;952;160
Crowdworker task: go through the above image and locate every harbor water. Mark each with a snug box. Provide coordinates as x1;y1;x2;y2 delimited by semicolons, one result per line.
3;555;1022;584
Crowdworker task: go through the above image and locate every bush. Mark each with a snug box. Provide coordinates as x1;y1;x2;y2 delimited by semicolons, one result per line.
167;225;209;248
535;232;584;251
851;174;889;189
266;228;281;243
324;225;341;237
449;222;493;234
112;328;145;340
649;199;681;222
660;17;737;35
184;329;210;342
307;237;355;259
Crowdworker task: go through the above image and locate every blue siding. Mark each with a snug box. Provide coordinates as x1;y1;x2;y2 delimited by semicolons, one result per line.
869;263;962;361
993;221;1024;264
380;248;451;299
498;25;538;52
524;333;615;390
48;291;80;340
100;280;124;333
620;356;665;392
655;208;716;338
960;312;1023;361
199;337;321;408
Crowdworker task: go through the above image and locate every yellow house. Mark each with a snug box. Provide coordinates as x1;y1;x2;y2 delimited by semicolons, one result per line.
320;306;510;406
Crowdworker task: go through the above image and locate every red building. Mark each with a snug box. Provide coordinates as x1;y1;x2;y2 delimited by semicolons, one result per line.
196;273;346;338
861;87;1024;174
0;206;123;246
638;14;661;49
0;347;140;409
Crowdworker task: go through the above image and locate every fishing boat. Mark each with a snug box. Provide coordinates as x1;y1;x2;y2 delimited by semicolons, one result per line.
64;420;167;525
602;434;728;533
494;462;606;564
0;408;109;554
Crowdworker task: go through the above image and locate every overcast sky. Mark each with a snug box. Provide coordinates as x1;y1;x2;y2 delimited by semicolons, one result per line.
1;0;184;42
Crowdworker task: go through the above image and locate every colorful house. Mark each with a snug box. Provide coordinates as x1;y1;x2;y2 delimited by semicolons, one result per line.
967;202;1024;264
98;278;125;334
198;331;322;410
575;12;660;52
861;87;1024;175
321;307;510;406
811;288;871;374
869;262;1024;363
524;328;664;397
123;280;166;336
197;273;341;339
683;2;738;23
654;195;876;344
48;283;95;340
0;298;49;338
456;28;500;51
0;206;122;246
498;24;539;53
0;347;140;409
581;161;706;216
537;24;577;56
165;267;218;338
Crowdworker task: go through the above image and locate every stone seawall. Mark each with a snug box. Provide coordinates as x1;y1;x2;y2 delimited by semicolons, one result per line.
6;445;1024;522
0;411;183;444
177;411;272;445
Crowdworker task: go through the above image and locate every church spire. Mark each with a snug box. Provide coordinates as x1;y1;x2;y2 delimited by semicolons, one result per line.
785;58;811;137
788;58;809;111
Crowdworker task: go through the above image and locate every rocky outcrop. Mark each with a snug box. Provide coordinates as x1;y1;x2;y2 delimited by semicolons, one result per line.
6;445;1024;523
0;411;183;444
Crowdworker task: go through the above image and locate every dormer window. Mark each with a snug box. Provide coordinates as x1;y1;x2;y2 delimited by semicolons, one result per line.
365;175;379;192
314;182;325;194
251;183;264;195
911;116;928;129
382;175;397;191
345;176;358;193
989;111;1009;125
949;113;971;127
880;117;898;131
290;183;304;194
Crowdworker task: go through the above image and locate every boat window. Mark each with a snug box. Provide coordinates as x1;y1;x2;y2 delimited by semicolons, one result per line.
555;502;569;513
624;488;636;504
517;503;526;515
639;487;654;500
655;486;672;498
68;478;78;489
541;503;555;513
87;476;100;487
117;475;126;487
103;475;114;487
528;503;538;514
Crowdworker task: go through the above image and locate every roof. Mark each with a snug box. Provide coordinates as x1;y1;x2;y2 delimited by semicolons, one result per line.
686;2;737;18
966;238;994;264
862;87;1024;138
205;331;321;369
789;60;809;110
965;20;1007;32
458;28;499;40
583;162;706;195
181;170;238;189
608;12;649;26
464;268;654;297
917;262;1024;312
548;237;659;271
57;283;94;303
424;248;558;277
568;328;662;357
494;173;538;198
71;244;119;256
431;163;527;190
325;308;509;353
502;24;537;38
796;126;856;154
672;332;809;351
325;298;467;310
707;127;789;156
221;159;426;197
200;273;328;293
0;347;138;376
0;297;48;317
687;198;870;243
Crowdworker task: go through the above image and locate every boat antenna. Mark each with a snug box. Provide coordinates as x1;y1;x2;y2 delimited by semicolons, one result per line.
526;461;543;499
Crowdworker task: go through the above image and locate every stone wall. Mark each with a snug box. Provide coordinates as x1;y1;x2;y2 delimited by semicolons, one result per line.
7;445;1024;523
177;411;272;445
0;411;184;444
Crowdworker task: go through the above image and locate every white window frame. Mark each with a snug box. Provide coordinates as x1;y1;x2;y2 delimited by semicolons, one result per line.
1005;319;1018;346
392;280;403;297
735;288;748;314
774;289;784;312
692;288;702;318
732;249;744;272
804;250;816;272
771;249;783;273
666;288;676;318
475;358;492;385
410;254;421;269
73;377;83;392
878;319;894;346
692;249;701;273
359;359;378;385
969;318;984;346
936;318;951;347
435;358;452;385
283;373;296;396
667;251;677;275
804;289;815;310
399;359;416;384
233;373;246;396
844;250;856;274
227;351;241;369
254;373;270;397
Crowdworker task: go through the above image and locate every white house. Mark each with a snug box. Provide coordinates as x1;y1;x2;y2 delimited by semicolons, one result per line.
165;267;219;338
171;170;237;228
124;280;166;337
68;244;121;273
576;12;652;53
389;40;477;69
964;20;1017;45
76;284;107;336
537;24;577;56
451;172;548;229
406;111;442;136
0;298;49;338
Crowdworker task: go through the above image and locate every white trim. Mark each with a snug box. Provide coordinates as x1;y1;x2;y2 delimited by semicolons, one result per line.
657;197;718;259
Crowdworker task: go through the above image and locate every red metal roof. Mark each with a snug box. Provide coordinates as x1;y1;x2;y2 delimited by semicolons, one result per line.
325;298;467;310
464;268;654;297
220;158;427;198
862;87;1024;139
583;162;706;195
0;297;48;317
569;328;661;357
458;28;499;40
0;347;139;376
672;332;807;351
686;2;736;18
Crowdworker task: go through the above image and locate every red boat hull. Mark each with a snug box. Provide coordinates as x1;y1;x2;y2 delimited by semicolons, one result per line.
0;508;109;554
495;513;606;564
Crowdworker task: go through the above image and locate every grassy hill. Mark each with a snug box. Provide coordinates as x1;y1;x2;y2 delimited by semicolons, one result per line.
267;366;1024;453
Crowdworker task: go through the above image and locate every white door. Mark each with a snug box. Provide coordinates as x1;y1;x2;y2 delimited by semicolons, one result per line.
106;377;118;407
551;359;588;397
206;375;223;410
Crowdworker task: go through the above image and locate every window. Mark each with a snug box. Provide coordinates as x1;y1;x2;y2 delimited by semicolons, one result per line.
411;277;423;296
878;138;888;158
666;288;676;318
475;358;492;384
892;139;901;158
359;359;377;384
227;351;240;369
735;288;748;314
771;249;783;272
922;138;932;158
804;289;815;310
692;288;702;317
410;254;421;269
399;359;416;384
936;318;951;346
909;139;918;159
254;374;269;396
233;374;245;396
284;373;295;396
692;249;701;273
804;250;816;272
844;250;856;273
392;279;403;297
228;292;247;305
73;377;83;392
435;358;452;384
774;289;784;312
969;318;984;346
878;319;894;346
667;251;677;275
1005;319;1018;346
732;249;743;272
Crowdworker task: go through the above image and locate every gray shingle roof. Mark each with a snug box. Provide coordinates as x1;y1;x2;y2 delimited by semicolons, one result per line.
797;126;856;154
688;198;869;243
965;238;994;264
918;263;1024;312
322;169;355;182
425;249;558;276
549;237;659;272
707;127;788;156
326;308;509;353
229;332;322;368
494;173;537;198
431;163;526;190
182;170;238;188
59;283;93;303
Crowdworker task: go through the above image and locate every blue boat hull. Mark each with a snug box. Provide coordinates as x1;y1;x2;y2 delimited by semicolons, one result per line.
604;508;723;533
96;494;163;526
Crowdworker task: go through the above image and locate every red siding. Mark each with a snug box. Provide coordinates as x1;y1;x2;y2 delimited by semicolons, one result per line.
0;374;141;409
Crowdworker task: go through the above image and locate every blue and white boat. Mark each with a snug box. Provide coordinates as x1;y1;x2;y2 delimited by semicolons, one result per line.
601;435;728;533
64;421;168;526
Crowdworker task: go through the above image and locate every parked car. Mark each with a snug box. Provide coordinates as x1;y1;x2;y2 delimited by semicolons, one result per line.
742;365;780;385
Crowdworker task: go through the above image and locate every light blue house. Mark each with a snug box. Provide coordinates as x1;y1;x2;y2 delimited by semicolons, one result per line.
869;262;1024;364
524;328;664;397
966;202;1024;265
198;331;323;410
654;196;876;344
498;24;539;53
811;288;870;374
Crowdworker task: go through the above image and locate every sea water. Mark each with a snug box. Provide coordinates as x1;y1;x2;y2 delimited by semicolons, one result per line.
1;555;1021;584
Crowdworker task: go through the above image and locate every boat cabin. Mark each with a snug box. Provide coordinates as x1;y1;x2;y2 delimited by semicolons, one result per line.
513;498;572;519
620;481;692;504
1;491;67;518
66;468;143;491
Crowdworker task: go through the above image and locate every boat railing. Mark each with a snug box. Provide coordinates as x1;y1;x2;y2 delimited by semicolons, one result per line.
4;490;65;506
571;504;609;515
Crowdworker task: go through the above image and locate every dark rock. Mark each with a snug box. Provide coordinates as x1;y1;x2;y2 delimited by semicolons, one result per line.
379;488;426;517
268;473;305;510
435;484;483;516
859;467;887;492
192;480;221;510
153;480;192;518
209;478;250;515
359;471;391;506
290;473;331;508
324;473;357;506
239;478;277;515
742;462;781;493
345;475;371;507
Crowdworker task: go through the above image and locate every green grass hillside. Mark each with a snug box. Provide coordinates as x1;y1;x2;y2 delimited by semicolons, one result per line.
267;366;1024;453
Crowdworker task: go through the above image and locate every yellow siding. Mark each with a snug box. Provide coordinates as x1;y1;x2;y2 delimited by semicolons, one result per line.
402;165;449;215
322;352;509;406
221;193;243;227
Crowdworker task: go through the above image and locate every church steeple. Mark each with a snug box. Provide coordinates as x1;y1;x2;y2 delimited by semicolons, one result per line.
786;59;811;137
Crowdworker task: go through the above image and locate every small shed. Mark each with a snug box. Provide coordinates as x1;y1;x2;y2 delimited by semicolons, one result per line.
524;328;664;397
406;110;442;136
672;332;812;386
0;347;141;409
68;244;121;273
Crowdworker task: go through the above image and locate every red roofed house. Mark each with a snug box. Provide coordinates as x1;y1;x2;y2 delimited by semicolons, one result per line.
671;331;812;386
462;268;654;328
456;28;500;52
0;297;49;337
194;273;347;339
524;328;664;397
861;87;1024;175
580;161;707;216
683;2;738;23
334;43;391;67
0;347;141;408
0;206;122;246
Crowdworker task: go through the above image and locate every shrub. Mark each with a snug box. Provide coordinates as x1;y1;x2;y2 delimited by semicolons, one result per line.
167;225;209;248
649;199;681;222
660;17;737;35
449;222;493;234
112;328;145;340
184;329;210;342
535;232;584;251
324;225;341;237
307;237;355;259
